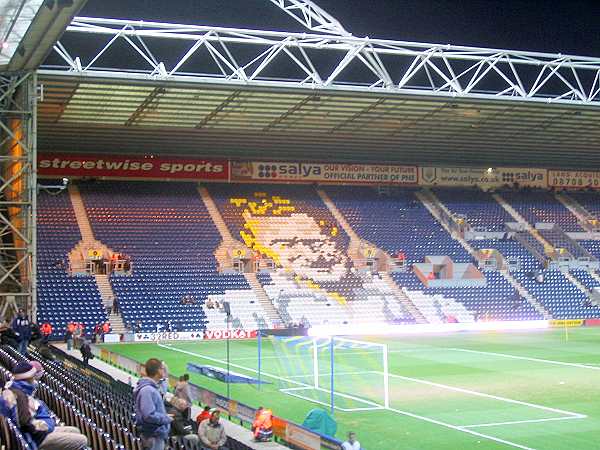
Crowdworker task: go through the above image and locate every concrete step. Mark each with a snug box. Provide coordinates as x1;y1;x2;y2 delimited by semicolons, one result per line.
244;272;282;325
379;272;427;323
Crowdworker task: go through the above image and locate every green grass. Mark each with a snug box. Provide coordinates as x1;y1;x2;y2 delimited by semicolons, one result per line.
102;327;600;449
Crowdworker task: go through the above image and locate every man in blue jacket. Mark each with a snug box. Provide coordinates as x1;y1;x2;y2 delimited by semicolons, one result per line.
11;309;31;354
135;358;173;450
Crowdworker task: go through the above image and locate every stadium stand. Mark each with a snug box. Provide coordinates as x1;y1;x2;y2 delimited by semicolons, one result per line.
77;181;266;333
37;189;106;338
501;190;583;231
35;180;600;329
432;187;514;232
323;185;541;321
209;183;414;326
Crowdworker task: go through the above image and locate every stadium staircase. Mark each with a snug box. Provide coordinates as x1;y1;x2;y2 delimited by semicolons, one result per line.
69;184;124;331
555;192;599;231
493;193;554;260
318;189;426;323
244;272;284;325
420;189;551;319
199;185;284;325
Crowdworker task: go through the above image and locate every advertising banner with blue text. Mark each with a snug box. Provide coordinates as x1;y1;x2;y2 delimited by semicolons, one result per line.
419;166;547;188
232;161;418;185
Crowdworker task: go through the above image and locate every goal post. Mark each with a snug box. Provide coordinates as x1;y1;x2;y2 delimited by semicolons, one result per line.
266;334;390;412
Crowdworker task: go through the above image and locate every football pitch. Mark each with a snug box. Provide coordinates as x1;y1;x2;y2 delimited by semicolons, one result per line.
102;327;600;449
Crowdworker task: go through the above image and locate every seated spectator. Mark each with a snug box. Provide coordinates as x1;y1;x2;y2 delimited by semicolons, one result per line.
0;321;18;349
341;431;361;450
197;409;228;450
1;361;88;450
168;397;198;445
196;406;211;425
252;406;273;442
134;358;172;450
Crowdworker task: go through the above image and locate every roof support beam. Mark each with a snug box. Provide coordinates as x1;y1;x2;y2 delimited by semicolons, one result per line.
43;17;600;107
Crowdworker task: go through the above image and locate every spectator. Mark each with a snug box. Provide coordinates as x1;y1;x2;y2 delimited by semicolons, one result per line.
30;322;42;346
134;358;172;450
341;431;361;450
135;320;143;333
65;323;75;350
74;323;84;349
11;309;31;354
92;322;101;343
196;406;211;425
168;397;199;445
0;320;18;349
0;361;88;450
252;406;273;442
159;361;169;396
102;321;111;337
30;360;44;382
174;374;192;418
40;322;53;344
113;297;119;314
80;339;93;365
197;409;228;450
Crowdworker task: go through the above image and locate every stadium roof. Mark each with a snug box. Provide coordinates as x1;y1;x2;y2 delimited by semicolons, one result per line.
36;6;600;169
0;0;86;72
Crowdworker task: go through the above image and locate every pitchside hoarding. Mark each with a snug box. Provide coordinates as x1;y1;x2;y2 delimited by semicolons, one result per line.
37;153;229;181
232;161;418;185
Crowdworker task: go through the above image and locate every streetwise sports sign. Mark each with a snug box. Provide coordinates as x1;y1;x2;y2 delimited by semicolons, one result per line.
38;153;229;181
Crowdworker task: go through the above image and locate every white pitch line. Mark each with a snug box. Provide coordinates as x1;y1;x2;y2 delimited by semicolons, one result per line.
386;406;537;450
450;348;600;371
463;416;585;429
160;344;539;450
384;373;585;419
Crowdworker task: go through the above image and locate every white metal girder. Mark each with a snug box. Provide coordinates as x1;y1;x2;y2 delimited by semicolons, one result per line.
42;16;600;107
268;0;351;36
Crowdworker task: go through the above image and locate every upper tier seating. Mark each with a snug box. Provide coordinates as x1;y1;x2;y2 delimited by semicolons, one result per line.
567;191;600;219
79;181;256;332
323;186;471;263
501;191;583;231
433;188;513;231
37;190;106;336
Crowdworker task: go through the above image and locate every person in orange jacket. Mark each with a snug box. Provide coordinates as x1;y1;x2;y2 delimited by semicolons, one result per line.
40;322;53;344
252;406;273;441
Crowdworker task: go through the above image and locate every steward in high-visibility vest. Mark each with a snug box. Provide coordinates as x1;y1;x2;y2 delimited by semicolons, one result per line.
252;407;273;441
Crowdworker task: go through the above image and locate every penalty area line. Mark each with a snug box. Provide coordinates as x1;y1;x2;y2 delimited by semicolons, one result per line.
463;415;586;429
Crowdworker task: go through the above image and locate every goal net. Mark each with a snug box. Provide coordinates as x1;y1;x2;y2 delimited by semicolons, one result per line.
268;335;389;412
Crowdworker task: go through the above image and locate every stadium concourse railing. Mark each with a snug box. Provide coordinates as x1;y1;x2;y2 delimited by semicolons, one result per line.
90;344;344;450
